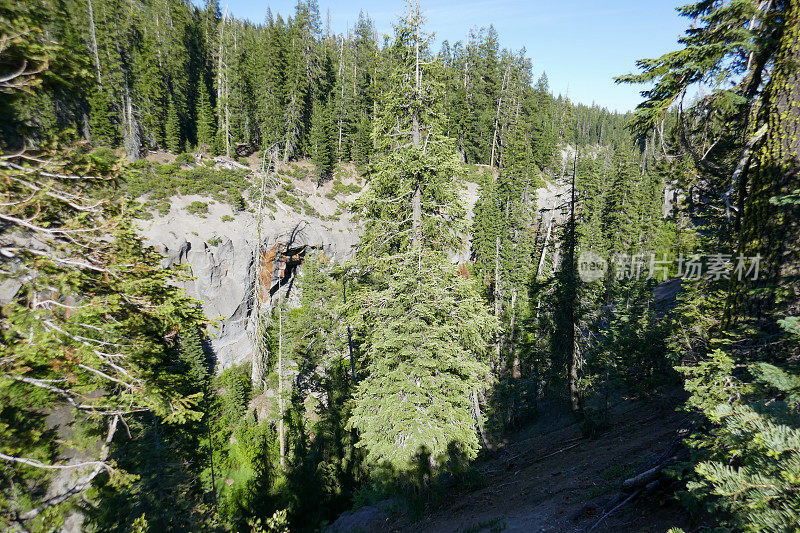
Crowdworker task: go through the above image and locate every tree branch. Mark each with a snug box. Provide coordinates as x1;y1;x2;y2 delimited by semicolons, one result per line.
15;415;119;521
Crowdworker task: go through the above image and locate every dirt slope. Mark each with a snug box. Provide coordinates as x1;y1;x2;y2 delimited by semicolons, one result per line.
389;395;692;533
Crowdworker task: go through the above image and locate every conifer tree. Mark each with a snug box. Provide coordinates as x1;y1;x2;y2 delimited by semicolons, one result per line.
621;1;800;528
196;81;216;149
179;327;210;384
349;2;495;471
552;154;581;411
531;73;556;170
165;94;182;153
0;114;207;529
472;171;502;279
257;10;288;149
310;96;335;183
89;88;118;146
281;0;321;160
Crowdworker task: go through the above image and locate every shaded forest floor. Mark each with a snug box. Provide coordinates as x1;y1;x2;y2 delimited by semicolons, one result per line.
388;391;692;533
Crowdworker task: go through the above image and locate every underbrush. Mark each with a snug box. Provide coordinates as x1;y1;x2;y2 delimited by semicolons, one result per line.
122;159;252;212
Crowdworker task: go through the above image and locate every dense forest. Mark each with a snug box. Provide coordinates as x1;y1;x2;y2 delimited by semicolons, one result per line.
0;0;798;532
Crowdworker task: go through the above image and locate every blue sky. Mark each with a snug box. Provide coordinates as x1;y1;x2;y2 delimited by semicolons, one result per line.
211;1;689;112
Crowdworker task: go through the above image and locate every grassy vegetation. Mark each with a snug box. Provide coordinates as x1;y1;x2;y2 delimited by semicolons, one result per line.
121;157;357;220
186;200;209;216
123;160;252;213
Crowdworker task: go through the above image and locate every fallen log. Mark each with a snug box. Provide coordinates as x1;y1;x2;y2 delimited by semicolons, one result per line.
621;462;667;491
213;156;250;170
589;489;642;531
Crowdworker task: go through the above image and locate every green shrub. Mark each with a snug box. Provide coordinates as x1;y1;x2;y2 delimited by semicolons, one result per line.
88;147;119;173
221;215;234;222
280;177;295;191
331;177;361;196
175;152;195;165
276;190;299;210
186;201;209;215
154;201;170;216
301;198;319;218
120;161;252;212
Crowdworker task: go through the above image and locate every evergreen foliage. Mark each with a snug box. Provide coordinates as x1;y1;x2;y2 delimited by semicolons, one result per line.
196;80;216;148
1;0;613;173
621;1;800;530
0;146;209;527
349;4;496;473
349;253;494;469
310;96;336;183
165;95;182;153
3;1;800;531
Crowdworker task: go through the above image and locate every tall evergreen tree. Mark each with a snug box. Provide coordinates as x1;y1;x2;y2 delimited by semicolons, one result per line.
349;3;495;471
620;1;800;529
310;96;335;183
196;80;216;149
89;88;118;146
165;94;182;153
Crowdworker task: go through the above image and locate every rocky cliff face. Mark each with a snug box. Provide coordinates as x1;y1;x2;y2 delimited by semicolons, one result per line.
138;176;361;371
134;160;573;372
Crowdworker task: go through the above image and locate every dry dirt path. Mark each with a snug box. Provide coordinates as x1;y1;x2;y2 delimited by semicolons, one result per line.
388;396;692;533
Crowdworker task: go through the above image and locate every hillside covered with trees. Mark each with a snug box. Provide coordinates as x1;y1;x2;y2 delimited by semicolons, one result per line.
1;0;798;532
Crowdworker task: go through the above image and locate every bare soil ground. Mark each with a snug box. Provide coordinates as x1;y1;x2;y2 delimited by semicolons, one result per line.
388;394;692;533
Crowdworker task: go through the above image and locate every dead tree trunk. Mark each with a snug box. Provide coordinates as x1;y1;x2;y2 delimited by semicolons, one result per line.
490;65;510;168
87;0;102;85
410;19;422;252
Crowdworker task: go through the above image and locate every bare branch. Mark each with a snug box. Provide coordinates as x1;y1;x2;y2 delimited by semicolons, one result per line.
0;452;111;473
1;247;109;272
16;415;119;521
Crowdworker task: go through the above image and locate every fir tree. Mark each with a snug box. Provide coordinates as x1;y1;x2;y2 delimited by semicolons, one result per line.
89;88;118;146
621;2;800;529
349;3;496;471
165;94;182;153
310;96;335;183
196;81;216;149
349;253;494;469
179;326;210;384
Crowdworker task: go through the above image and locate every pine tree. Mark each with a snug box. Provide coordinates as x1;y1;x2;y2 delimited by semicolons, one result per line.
552;154;581;411
531;72;556;170
165;94;182;153
179;326;210;384
472;170;502;279
621;2;800;529
349;253;495;470
196;81;216;149
310;96;335;183
0;141;207;525
349;3;496;471
257;10;287;149
281;0;321;161
89;88;118;146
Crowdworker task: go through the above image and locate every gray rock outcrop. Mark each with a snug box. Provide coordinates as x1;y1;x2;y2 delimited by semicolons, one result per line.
138;193;359;371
